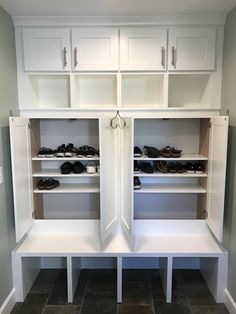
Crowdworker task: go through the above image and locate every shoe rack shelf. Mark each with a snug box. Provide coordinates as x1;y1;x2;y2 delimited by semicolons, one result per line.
134;183;207;194
135;172;207;177
32;157;100;161
133;154;208;161
33;170;100;177
34;183;100;194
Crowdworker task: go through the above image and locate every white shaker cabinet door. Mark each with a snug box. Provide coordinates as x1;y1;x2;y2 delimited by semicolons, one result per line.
168;27;216;71
23;28;71;71
207;116;228;242
120;28;167;71
120;118;133;240
72;28;119;71
9;117;34;242
99;118;118;242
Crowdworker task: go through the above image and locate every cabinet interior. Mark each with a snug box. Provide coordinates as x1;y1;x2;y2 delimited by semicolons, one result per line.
28;75;70;109
30;119;100;219
168;74;212;108
73;74;117;109
121;74;164;108
133;118;209;220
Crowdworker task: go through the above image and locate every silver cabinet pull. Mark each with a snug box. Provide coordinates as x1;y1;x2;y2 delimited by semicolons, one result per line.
63;47;67;68
171;46;176;68
74;47;78;68
161;46;165;68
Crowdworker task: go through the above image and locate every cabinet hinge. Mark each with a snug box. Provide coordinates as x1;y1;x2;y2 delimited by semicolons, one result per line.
28;122;31;129
32;211;36;218
203;210;208;219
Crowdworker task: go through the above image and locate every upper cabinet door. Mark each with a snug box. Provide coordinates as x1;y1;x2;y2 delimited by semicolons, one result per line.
207;116;228;242
23;28;71;71
168;27;216;71
120;28;167;71
9;117;34;242
99;118;118;242
72;28;119;71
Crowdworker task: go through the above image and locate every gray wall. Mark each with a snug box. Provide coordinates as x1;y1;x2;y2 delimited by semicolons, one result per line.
222;6;236;302
0;7;18;307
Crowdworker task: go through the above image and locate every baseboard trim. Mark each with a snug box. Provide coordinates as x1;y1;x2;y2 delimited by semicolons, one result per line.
225;289;236;314
0;288;16;314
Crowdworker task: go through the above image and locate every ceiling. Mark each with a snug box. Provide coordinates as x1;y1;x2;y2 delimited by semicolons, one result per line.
0;0;236;17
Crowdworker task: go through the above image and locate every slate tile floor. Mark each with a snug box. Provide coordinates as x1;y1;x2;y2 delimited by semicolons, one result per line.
11;269;229;314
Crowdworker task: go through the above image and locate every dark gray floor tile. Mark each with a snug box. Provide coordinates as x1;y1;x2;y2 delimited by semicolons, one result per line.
191;304;229;314
118;304;154;314
11;293;49;314
80;292;117;314
123;269;152;284
47;270;68;305
30;269;61;294
86;269;116;295
43;305;81;314
122;282;153;305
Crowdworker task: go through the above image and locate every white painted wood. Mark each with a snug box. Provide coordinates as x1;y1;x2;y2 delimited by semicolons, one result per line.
9;117;34;242
99;118;118;241
71;28;118;71
134;154;208;161
33;169;99;177
159;257;172;303
23;28;71;71
73;74;117;109
121;73;165;109
121;118;133;239
225;289;236;314
32;157;100;161
134;183;206;193
0;288;16;314
207;116;228;242
117;257;122;303
168;27;216;71
34;183;100;193
67;257;81;303
120;27;167;71
135;172;207;178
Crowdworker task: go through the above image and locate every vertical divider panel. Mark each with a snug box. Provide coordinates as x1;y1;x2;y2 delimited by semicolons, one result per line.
67;256;81;303
70;74;75;109
163;73;169;109
117;73;122;109
117;256;122;303
159;256;173;303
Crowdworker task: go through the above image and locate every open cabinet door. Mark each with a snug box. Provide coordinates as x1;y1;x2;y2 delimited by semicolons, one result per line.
121;118;133;240
99;118;118;241
9;117;34;242
207;116;228;242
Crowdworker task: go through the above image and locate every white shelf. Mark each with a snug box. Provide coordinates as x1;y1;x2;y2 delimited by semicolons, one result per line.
134;183;206;194
134;154;208;161
32;156;100;161
33;169;99;177
134;172;207;177
34;183;100;194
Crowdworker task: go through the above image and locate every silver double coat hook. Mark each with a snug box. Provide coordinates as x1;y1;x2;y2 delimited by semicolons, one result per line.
110;111;126;129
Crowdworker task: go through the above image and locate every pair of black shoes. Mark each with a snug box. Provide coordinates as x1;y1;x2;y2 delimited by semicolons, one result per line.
134;146;160;158
37;178;59;190
61;161;85;174
185;162;204;174
134;161;153;174
134;177;141;190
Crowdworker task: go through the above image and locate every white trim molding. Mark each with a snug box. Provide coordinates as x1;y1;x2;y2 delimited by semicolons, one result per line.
225;289;236;314
0;288;16;314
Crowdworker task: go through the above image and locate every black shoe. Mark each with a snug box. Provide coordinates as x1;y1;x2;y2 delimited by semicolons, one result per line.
140;162;154;173
56;144;66;157
45;178;60;190
65;143;77;157
143;146;160;158
153;161;168;173
61;162;73;174
73;161;85;174
167;162;177;173
134;161;141;173
194;163;204;174
134;146;143;157
37;178;47;190
134;176;141;190
175;162;185;173
37;147;55;158
185;162;194;174
77;145;98;158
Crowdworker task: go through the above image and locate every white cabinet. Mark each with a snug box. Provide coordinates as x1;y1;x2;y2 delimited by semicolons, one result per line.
168;27;216;71
130;116;228;242
120;28;167;71
71;28;119;71
9;117;118;243
23;28;71;71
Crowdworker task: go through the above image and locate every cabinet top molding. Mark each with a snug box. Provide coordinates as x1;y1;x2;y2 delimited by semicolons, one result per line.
13;14;226;27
